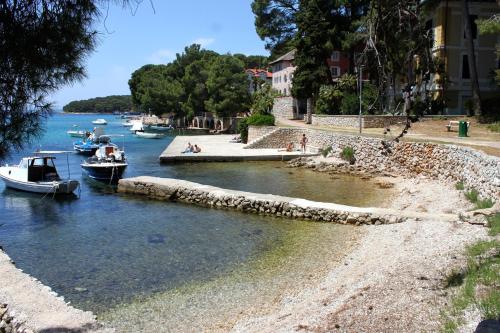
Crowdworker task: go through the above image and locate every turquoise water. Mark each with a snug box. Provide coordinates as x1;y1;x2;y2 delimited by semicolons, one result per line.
0;113;387;314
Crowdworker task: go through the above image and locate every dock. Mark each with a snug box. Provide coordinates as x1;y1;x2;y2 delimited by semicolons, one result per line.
159;134;317;163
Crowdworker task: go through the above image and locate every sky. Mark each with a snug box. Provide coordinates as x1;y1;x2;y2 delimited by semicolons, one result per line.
52;0;268;108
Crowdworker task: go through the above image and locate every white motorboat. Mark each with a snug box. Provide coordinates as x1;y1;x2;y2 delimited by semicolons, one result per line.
0;152;79;194
135;131;165;139
67;125;87;138
92;118;107;125
129;120;144;132
146;124;173;132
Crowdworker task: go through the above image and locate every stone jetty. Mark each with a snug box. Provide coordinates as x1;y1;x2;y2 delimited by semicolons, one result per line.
118;176;457;225
159;134;316;163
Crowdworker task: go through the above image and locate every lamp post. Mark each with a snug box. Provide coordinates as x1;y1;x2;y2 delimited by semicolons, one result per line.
358;65;363;134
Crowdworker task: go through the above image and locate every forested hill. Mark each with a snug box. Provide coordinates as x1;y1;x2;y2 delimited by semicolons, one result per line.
63;95;132;113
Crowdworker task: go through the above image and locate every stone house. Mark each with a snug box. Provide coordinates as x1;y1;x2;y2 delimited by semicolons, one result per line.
245;68;272;94
424;0;499;114
270;49;351;120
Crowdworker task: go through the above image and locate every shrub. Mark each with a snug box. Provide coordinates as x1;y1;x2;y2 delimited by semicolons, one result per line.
487;122;500;133
455;181;465;191
340;146;355;164
479;96;500;123
319;146;333;158
238;113;275;144
464;187;495;210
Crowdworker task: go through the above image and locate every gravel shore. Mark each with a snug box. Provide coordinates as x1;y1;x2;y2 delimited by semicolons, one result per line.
229;176;489;332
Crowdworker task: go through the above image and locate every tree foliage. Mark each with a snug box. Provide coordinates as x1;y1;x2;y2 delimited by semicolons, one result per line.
250;83;279;114
0;0;99;158
205;55;251;118
63;95;132;113
251;0;299;59
477;14;500;86
129;45;252;118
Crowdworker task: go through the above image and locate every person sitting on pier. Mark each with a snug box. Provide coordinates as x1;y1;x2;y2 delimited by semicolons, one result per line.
181;142;193;153
278;142;294;152
193;144;202;153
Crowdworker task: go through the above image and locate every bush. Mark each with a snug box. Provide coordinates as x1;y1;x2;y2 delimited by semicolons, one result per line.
479;96;500;123
340;146;355;164
487;122;500;133
455;181;465;190
238;113;275;143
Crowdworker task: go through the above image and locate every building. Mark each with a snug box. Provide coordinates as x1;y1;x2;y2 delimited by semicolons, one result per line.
269;49;353;119
269;50;296;96
269;49;352;96
426;0;499;114
245;68;272;94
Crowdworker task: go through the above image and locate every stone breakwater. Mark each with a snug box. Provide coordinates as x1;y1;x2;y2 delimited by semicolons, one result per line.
246;128;500;200
118;176;456;225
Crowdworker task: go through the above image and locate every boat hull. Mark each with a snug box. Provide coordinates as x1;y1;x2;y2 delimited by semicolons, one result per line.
81;162;127;183
135;132;164;139
0;172;79;194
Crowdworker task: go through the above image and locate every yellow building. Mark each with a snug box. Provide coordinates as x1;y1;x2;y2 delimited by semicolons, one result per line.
427;0;499;114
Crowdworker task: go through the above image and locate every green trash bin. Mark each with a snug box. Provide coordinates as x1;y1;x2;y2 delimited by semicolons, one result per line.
458;121;468;137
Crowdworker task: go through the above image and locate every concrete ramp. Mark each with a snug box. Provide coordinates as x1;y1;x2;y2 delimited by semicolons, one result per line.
159;135;317;163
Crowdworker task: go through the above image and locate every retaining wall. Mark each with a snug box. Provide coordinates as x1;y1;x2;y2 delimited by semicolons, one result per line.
246;128;500;200
272;97;296;119
247;126;277;143
311;115;407;128
118;177;456;225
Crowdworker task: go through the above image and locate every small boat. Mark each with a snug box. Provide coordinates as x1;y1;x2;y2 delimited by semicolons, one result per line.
135;131;165;139
129;121;144;132
0;153;79;194
92;119;107;125
67;125;87;138
121;121;134;127
81;142;127;183
146;124;173;132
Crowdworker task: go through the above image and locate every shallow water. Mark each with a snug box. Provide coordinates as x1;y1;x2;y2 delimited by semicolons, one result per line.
0;113;389;317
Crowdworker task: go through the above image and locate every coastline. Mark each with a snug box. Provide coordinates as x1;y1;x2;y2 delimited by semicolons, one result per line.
227;174;489;332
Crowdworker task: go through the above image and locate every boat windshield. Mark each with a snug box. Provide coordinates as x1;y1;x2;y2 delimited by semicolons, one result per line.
18;159;29;169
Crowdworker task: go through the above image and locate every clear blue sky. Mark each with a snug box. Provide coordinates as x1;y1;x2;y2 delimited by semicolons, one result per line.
52;0;268;108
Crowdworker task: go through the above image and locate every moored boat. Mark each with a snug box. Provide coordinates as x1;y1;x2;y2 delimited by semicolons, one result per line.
81;140;127;183
0;153;79;194
92;118;107;125
146;124;173;132
67;125;87;138
73;128;109;155
135;131;165;139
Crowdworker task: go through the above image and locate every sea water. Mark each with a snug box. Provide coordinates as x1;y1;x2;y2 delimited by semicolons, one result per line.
0;113;390;317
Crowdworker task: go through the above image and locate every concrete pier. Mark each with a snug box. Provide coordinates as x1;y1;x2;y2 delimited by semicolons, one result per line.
118;176;458;225
159;134;317;163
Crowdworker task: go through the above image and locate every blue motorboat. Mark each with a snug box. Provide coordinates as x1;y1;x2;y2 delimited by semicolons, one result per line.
73;128;110;155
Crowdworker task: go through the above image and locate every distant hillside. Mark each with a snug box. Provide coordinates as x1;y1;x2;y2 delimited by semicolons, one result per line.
63;95;132;113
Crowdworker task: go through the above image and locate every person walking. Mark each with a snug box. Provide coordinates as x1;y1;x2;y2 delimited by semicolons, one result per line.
300;134;308;153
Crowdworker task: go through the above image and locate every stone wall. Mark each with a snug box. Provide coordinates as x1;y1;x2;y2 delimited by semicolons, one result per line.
118;177;458;226
247;126;277;143
272;96;296;120
311;115;408;128
247;128;500;200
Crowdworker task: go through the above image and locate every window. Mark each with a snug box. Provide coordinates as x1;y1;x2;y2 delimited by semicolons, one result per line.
462;55;470;79
284;74;287;82
284;88;287;95
331;51;340;62
464;15;478;40
330;66;340;77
